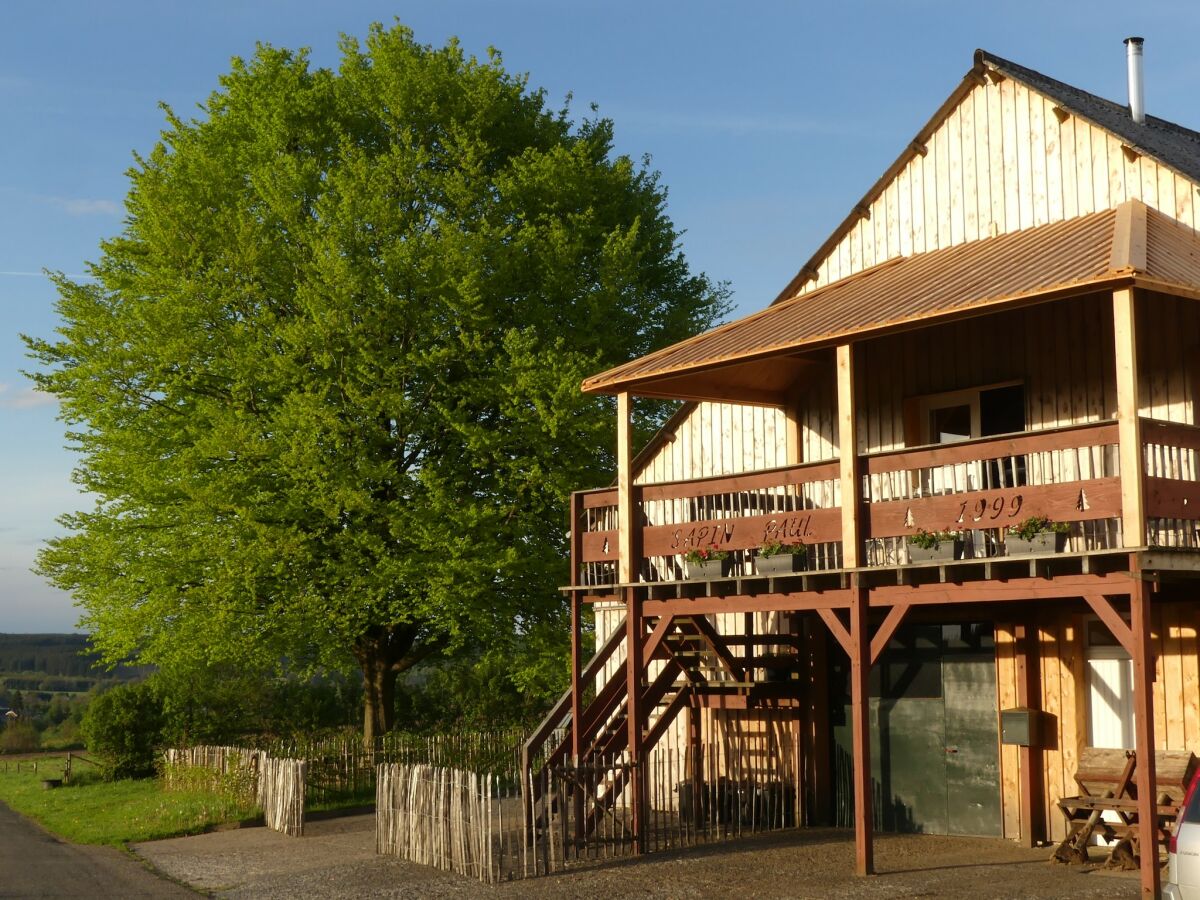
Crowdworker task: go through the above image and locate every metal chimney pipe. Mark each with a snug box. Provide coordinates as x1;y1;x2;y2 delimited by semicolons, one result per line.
1125;36;1145;125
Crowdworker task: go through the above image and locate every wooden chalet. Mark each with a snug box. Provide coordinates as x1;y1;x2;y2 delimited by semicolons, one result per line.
525;45;1200;898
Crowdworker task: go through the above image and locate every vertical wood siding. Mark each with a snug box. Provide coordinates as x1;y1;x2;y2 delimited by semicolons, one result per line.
996;605;1200;842
796;79;1200;298
633;402;792;486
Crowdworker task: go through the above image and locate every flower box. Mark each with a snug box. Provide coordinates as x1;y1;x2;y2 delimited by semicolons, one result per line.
685;558;732;580
906;540;960;563
756;553;807;576
1005;532;1068;556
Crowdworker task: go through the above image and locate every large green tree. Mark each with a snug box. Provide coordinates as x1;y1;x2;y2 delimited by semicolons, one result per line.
27;24;728;742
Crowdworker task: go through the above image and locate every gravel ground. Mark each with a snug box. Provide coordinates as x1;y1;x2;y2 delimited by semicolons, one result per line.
134;814;1144;899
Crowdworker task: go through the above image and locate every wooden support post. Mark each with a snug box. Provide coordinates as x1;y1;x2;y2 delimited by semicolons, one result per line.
836;344;861;568
1014;623;1044;848
1131;578;1160;899
849;579;874;875
687;701;703;829
625;587;646;854
1113;288;1145;548
570;588;584;846
617;392;637;584
809;620;832;825
785;393;802;467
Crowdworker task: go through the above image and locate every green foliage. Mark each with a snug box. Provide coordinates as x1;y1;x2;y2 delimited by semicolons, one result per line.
25;22;727;739
1008;516;1069;541
0;756;258;846
0;721;40;754
907;528;959;550
758;540;806;559
153;666;360;746
80;683;165;779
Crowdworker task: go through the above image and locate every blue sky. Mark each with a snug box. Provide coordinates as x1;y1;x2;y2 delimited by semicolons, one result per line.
2;1;1196;632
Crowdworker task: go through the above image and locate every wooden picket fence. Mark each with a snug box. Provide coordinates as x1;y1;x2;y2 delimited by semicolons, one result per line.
377;714;798;883
261;727;528;805
259;757;306;836
162;745;306;836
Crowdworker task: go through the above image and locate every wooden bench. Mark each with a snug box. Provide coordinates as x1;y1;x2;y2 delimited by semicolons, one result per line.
1053;747;1197;868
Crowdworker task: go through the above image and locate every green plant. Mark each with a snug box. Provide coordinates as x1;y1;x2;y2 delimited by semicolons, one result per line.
908;529;958;550
1008;516;1070;542
80;682;165;780
759;540;806;559
683;545;730;565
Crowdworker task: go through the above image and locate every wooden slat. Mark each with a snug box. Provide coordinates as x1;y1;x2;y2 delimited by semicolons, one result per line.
581;489;619;510
863;421;1118;475
1144;476;1200;522
1141;418;1200;453
638;459;839;502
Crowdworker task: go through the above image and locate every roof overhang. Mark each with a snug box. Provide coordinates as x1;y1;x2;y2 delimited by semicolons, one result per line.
583;201;1200;404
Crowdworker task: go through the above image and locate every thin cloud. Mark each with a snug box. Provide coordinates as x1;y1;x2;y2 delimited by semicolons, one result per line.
0;384;57;410
47;196;122;217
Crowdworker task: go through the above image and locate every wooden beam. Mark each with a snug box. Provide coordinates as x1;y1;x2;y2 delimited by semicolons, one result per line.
1014;624;1044;848
1130;577;1160;899
817;607;853;657
1113;289;1145;548
837;343;861;568
643;613;676;663
849;582;874;875
617;392;637;584
624;587;646;853
1084;594;1135;654
687;615;745;680
869;602;911;666
643;685;690;755
1109;199;1148;273
644;590;855;617
570;589;584;844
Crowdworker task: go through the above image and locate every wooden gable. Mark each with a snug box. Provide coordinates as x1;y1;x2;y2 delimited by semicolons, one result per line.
784;53;1200;301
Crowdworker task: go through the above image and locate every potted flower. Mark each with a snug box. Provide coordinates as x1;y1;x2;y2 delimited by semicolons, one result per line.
756;540;807;576
1005;515;1069;555
683;545;732;579
906;528;961;562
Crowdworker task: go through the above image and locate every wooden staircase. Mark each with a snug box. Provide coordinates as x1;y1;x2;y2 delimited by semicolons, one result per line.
521;613;757;841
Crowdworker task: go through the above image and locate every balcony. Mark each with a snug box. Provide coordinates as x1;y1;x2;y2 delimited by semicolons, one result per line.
570;417;1200;594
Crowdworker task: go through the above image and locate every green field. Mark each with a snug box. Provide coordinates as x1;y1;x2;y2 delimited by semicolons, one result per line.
0;756;260;845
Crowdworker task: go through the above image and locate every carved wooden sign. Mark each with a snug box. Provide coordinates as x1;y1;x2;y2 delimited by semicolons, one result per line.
579;507;844;563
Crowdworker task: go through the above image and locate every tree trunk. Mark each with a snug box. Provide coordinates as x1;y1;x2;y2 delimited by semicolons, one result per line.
353;623;439;748
361;650;397;747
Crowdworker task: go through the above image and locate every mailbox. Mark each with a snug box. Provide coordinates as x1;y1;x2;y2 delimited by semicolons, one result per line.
1000;707;1040;747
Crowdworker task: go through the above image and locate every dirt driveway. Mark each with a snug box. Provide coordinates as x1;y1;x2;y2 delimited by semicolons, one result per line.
134;814;1142;899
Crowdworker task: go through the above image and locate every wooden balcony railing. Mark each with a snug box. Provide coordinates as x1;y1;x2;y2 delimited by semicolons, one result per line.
573;460;841;585
1142;418;1200;549
862;421;1122;563
570;418;1200;589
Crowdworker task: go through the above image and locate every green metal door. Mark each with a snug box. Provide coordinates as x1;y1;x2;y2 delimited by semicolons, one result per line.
831;623;1001;836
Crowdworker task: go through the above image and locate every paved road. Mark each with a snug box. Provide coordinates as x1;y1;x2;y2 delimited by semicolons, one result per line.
0;800;194;898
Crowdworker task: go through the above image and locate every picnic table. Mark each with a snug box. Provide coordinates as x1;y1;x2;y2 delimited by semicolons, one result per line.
1052;747;1197;868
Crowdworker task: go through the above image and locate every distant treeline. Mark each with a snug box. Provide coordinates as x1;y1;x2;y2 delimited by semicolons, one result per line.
0;634;147;680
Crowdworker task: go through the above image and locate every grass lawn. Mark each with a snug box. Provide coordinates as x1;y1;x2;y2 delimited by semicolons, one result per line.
0;756;260;845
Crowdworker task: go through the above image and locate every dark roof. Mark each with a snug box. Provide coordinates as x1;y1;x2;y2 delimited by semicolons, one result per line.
978;49;1200;186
